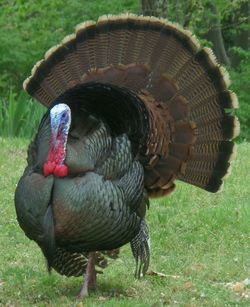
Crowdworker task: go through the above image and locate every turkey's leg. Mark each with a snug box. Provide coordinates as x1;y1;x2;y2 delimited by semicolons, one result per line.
77;252;97;299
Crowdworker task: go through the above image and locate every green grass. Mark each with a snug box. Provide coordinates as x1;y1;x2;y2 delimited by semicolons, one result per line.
0;138;249;306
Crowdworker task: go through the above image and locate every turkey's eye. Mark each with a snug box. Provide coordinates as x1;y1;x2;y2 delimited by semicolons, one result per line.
61;112;68;123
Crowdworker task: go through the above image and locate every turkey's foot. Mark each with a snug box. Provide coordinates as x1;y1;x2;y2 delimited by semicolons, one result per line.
77;252;97;299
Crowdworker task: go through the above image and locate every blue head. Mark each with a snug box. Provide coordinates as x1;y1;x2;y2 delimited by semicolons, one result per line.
50;103;71;140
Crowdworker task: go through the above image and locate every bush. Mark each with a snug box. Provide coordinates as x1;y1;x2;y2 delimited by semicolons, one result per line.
229;56;250;142
0;90;45;138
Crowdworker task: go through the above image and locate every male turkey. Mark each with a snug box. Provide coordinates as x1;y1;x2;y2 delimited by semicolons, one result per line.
15;14;239;298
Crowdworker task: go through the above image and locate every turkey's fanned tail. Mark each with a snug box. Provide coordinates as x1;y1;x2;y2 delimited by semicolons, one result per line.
23;14;239;196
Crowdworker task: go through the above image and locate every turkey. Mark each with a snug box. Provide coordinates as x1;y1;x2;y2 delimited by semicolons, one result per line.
15;14;239;299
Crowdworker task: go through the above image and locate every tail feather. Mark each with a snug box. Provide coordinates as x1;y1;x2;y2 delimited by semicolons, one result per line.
189;90;238;113
62;34;82;80
76;20;97;71
179;140;236;192
195;115;239;142
122;16;149;65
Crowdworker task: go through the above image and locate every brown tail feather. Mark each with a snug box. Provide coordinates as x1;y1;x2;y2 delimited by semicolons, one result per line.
24;14;239;195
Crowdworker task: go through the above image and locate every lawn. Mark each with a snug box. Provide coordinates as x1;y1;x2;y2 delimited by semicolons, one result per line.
0;138;249;306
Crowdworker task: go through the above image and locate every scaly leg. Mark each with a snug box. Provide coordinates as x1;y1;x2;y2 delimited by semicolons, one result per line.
77;252;97;299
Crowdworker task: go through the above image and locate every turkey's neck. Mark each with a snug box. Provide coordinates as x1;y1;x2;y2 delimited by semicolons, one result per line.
43;126;69;177
49;132;67;164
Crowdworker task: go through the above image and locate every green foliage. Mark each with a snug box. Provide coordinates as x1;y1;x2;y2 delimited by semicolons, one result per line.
0;139;249;305
0;91;45;138
230;57;250;141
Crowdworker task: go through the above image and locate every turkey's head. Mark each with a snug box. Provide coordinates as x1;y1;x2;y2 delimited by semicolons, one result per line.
43;103;71;177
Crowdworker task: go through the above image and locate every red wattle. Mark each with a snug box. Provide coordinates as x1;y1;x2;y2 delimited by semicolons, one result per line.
43;161;56;176
45;134;68;177
54;164;68;177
